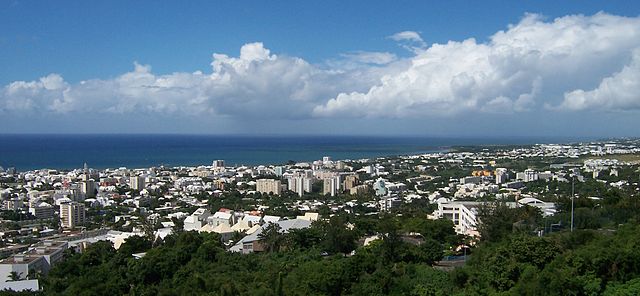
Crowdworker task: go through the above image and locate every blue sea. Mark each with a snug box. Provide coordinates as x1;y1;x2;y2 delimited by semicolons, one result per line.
0;134;564;171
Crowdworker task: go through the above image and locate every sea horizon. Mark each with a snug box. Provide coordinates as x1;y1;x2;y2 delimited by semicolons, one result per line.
0;134;593;172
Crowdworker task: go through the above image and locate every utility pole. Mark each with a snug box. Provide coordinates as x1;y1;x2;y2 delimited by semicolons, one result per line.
571;175;575;232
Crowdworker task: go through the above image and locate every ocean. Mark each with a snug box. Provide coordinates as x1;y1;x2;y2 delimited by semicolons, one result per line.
0;134;560;171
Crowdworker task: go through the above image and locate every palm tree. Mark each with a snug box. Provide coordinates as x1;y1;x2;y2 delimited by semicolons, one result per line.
8;271;21;281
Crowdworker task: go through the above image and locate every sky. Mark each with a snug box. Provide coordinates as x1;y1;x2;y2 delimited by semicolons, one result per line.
1;1;640;137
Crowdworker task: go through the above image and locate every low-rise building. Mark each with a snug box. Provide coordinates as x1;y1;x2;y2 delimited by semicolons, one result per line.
0;240;67;283
183;208;211;231
230;219;312;254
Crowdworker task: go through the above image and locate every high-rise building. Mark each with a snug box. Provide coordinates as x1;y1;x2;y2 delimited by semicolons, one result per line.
343;175;359;191
81;162;99;181
130;176;146;190
286;173;314;197
29;202;55;219
294;176;305;196
495;168;508;184
3;198;22;211
523;169;539;182
66;185;85;202
302;178;313;193
212;160;225;168
60;202;85;229
350;184;369;195
323;177;338;197
363;165;374;175
81;179;97;198
303;170;313;178
274;166;285;176
256;179;283;195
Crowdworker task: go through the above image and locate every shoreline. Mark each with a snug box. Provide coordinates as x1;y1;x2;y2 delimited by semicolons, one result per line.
0;135;620;172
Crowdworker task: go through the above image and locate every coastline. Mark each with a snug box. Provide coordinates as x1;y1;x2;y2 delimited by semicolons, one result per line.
0;134;587;172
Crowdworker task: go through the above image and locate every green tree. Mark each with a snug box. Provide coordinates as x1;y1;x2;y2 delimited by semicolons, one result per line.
604;278;640;296
377;214;403;263
285;227;322;250
259;222;284;252
316;215;358;254
477;202;542;243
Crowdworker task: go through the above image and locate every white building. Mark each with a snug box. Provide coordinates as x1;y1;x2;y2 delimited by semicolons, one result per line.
518;197;557;217
274;166;284;176
230;219;312;254
0;240;67;283
81;179;97;198
0;255;46;283
212;160;225;168
523;169;539;182
431;201;485;237
495;168;508;184
460;176;481;185
130;176;146;191
207;210;235;227
60;202;85;229
323;177;339;197
287;175;313;197
183;208;211;231
432;198;556;237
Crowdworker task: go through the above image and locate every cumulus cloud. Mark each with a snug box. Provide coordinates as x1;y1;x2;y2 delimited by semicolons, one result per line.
3;13;640;127
559;49;640;111
0;42;383;118
314;13;640;118
2;74;68;111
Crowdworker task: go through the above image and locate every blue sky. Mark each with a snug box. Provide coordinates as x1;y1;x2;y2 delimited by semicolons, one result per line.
1;1;640;137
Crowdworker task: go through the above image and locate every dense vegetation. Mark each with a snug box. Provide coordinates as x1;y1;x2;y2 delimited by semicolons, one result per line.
3;199;640;295
7;213;458;296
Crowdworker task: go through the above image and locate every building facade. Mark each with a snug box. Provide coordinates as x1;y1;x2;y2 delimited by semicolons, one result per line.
256;179;283;195
59;202;86;229
130;176;145;190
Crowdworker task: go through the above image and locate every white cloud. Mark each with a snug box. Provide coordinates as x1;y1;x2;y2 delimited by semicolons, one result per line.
314;13;640;118
389;31;427;52
2;74;68;112
558;49;640;111
389;31;424;43
339;51;398;65
1;42;384;119
3;13;640;129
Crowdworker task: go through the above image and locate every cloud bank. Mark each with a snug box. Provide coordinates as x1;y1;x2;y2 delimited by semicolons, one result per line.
314;13;640;117
2;12;640;133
